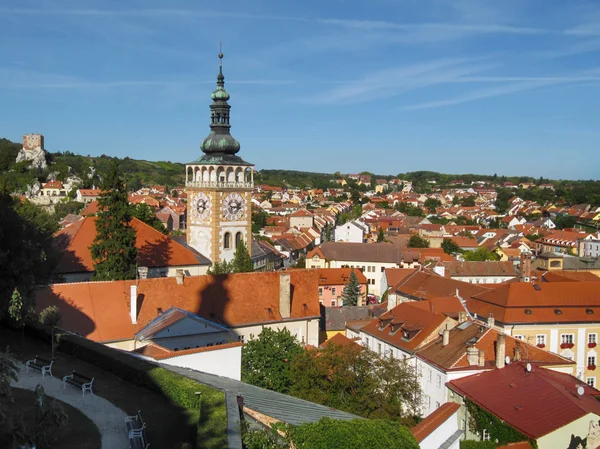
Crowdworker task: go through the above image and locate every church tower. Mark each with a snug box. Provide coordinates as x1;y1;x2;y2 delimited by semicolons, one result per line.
185;51;254;264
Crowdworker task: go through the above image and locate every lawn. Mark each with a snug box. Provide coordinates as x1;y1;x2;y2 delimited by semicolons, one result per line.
6;387;101;449
1;327;201;449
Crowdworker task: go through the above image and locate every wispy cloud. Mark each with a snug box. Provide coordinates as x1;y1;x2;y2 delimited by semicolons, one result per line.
302;58;497;104
536;38;600;58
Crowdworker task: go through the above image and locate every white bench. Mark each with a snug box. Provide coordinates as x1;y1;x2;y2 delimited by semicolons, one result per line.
126;410;150;449
62;370;95;396
25;355;53;378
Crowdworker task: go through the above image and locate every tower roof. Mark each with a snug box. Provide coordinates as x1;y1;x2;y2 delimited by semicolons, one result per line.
195;50;251;166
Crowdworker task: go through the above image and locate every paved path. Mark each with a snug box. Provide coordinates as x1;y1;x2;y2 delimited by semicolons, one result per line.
11;363;129;449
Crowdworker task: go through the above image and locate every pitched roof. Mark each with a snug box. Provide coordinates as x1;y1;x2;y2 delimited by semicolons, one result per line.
468;282;600;324
53;216;208;274
35;270;321;343
316;268;367;285
417;322;573;372
133;341;242;360
393;270;489;301
410;402;460;443
385;268;419;289
320;333;361;349
447;362;600;439
315;241;404;264
321;305;382;331
542;270;600;283
443;261;516;277
360;302;450;352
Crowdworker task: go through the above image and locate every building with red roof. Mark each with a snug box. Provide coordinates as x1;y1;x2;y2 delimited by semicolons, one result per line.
447;362;600;449
316;268;368;307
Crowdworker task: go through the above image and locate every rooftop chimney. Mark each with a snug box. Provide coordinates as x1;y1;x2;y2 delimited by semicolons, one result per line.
458;311;467;324
137;266;148;280
478;350;485;367
387;292;398;311
442;329;450;347
176;269;185;285
130;284;138;324
467;346;479;366
496;334;506;369
514;347;522;362
433;264;446;277
519;252;532;283
487;313;495;328
280;273;291;319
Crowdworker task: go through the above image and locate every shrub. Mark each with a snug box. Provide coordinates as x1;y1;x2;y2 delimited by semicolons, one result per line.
460;441;498;449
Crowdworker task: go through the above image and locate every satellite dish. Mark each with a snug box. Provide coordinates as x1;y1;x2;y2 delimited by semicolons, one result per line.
505;356;511;365
526;363;532;372
577;386;585;396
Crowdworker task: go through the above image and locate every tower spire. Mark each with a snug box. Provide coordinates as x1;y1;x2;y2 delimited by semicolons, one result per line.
199;46;241;157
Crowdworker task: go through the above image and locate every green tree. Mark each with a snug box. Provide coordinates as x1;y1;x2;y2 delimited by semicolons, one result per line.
424;198;441;214
231;239;254;273
90;161;138;280
242;328;304;393
377;227;385;242
53;200;84;220
207;261;233;275
8;289;31;339
341;269;364;306
408;234;430;248
39;306;62;359
132;203;166;233
441;238;462;255
290;344;421;424
463;247;500;261
350;189;361;204
252;209;268;233
289;418;419;449
461;196;476;207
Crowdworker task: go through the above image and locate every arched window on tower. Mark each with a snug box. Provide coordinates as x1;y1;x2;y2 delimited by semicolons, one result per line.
224;232;231;249
235;232;242;248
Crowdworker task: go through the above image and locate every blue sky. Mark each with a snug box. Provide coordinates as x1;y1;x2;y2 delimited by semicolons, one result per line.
1;0;600;179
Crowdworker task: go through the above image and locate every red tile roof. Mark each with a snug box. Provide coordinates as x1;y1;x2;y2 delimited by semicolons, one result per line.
316;268;367;286
393;270;489;301
542;271;600;282
133;341;242;360
410;402;460;443
35;271;321;343
320;333;361;349
468;282;600;324
53;216;205;274
448;362;600;439
443;261;516;278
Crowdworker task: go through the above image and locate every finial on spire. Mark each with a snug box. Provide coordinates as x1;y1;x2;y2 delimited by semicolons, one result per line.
218;41;223;67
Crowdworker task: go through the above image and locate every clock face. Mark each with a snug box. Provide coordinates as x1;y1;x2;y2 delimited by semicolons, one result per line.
222;192;245;220
192;192;211;221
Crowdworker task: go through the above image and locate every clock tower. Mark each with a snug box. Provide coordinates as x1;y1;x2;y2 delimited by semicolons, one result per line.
185;51;254;264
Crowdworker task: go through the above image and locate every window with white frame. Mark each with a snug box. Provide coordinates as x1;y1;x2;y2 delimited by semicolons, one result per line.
590;334;598;345
436;374;442;388
514;335;525;341
561;334;574;345
587;377;596;388
365;337;369;347
331;300;336;307
588;356;597;367
426;395;431;409
331;287;337;296
238;335;245;343
428;370;432;383
318;287;323;296
536;335;546;346
378;343;382;355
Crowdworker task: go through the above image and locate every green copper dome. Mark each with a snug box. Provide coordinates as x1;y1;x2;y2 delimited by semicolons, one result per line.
210;86;230;101
201;131;240;153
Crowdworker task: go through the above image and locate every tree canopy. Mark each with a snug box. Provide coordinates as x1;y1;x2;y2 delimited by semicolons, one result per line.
90;161;137;280
241;328;304;394
407;234;430;248
462;247;500;261
231;239;254;273
441;238;462;255
341;269;363;306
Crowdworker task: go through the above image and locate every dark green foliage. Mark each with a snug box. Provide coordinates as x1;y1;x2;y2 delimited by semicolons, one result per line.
242;328;304;393
51;331;227;448
256;170;334;189
231;239;254;273
289;418;419;449
0;348;20;445
241;420;288;449
461;196;476;207
424;198;441;213
290;344;421;424
90;161;137;280
395;202;424;216
207;261;232;275
463;247;500;261
132;203;166;234
32;384;68;448
465;399;532;447
0;195;58;318
441;238;462;255
408;234;430;248
553;214;577;230
0;138;21;172
377;227;385;242
53;201;84;220
341;269;363;306
460;441;498;449
252;209;268;233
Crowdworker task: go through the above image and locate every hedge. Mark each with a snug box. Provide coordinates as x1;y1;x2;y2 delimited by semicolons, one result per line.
460;441;498;449
31;326;227;449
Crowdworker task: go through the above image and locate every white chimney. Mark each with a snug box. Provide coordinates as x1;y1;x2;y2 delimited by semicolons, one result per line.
138;266;148;280
487;313;495;328
467;346;479;366
176;269;185;285
280;273;291;319
458;311;467;324
433;264;446;277
387;292;398;311
442;329;450;347
130;284;138;324
496;334;506;369
478;350;485;367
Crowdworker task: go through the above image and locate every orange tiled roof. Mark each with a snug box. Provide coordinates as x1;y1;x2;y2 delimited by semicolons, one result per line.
410;402;460;443
542;271;600;282
53;216;205;274
320;333;361;349
35;271;321;342
133;341;243;360
316;268;367;286
393;270;489;301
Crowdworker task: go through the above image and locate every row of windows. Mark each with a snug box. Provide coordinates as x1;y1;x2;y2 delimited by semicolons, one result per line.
513;333;598;346
224;232;243;249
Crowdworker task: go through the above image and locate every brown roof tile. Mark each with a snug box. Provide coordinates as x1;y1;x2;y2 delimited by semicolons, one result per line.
443;261;516;277
410;402;460;443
